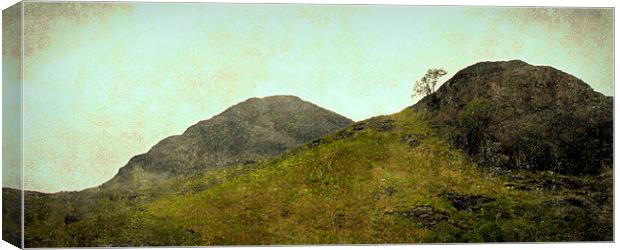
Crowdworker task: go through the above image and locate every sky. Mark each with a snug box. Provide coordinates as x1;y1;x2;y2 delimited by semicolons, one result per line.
2;3;613;192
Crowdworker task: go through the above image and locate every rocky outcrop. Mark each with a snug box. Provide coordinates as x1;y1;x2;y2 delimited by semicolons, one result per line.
413;60;612;174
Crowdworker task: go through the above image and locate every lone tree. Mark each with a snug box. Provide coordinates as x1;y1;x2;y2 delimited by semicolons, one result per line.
412;68;447;98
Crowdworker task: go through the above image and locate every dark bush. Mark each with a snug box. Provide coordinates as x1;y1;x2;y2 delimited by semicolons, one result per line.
457;98;493;155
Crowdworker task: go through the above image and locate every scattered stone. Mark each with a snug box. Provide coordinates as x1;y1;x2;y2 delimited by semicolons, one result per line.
443;192;495;212
352;122;366;131
558;177;582;189
350;118;396;132
280;208;291;218
401;133;427;148
127;194;138;201
563;197;585;208
308;138;327;148
543;197;588;209
505;172;583;192
190;183;207;193
390;205;448;227
368;118;396;132
242;160;257;165
64;214;81;225
332;130;355;140
504;182;531;191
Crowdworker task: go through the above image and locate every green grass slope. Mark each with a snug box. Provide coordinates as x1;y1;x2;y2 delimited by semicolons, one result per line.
23;109;612;247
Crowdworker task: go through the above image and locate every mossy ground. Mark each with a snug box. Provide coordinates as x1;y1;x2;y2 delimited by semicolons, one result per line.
21;109;612;247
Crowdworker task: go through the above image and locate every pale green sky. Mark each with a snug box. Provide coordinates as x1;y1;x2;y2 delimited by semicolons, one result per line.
3;3;613;192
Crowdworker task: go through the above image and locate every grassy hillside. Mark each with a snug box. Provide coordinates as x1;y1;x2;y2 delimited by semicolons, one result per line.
23;109;612;247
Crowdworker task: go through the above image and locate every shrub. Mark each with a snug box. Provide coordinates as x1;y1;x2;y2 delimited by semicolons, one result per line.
457;98;493;155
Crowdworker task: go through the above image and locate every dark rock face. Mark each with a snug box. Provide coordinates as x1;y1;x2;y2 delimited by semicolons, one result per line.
104;95;353;189
413;60;613;174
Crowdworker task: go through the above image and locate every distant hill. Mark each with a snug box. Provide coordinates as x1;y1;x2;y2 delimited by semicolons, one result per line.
413;60;613;174
102;95;353;189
